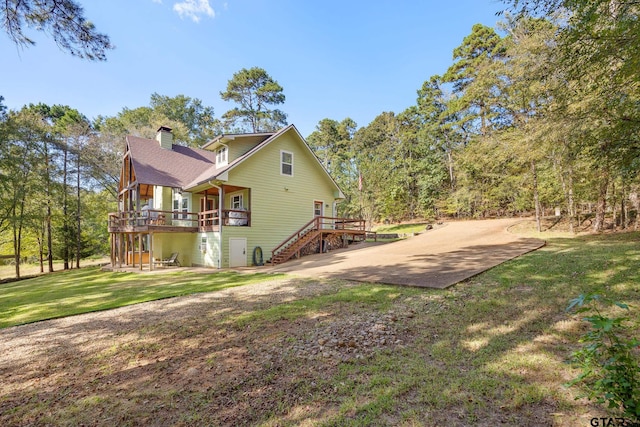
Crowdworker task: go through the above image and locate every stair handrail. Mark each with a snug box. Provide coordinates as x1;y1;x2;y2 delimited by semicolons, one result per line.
271;216;321;261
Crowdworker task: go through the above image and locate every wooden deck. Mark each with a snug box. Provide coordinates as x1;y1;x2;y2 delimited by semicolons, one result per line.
108;209;250;234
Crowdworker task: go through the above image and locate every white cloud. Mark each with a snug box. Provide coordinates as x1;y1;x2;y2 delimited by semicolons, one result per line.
152;0;162;4
173;0;215;23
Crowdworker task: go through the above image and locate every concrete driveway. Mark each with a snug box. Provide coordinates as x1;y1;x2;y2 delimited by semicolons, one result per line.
262;218;545;288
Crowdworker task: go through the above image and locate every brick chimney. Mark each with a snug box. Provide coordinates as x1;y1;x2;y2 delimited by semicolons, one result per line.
156;126;173;149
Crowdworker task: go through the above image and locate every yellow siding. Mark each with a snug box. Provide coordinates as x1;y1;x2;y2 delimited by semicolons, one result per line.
221;129;340;267
228;138;262;162
152;233;197;266
191;232;221;267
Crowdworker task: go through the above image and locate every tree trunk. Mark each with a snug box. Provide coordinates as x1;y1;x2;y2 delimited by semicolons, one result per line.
63;145;69;270
446;149;455;190
620;184;627;229
532;160;542;232
38;229;44;274
630;191;640;230
12;196;26;279
593;170;609;232
44;144;54;273
611;180;617;231
76;145;81;269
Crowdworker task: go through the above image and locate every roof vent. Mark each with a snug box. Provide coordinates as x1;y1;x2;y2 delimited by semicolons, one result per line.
156;126;173;149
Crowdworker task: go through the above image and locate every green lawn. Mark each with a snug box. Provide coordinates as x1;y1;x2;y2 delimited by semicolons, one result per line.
1;231;638;425
0;267;281;328
373;222;430;234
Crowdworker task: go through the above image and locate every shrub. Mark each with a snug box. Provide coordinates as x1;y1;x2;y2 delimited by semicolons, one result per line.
566;294;640;423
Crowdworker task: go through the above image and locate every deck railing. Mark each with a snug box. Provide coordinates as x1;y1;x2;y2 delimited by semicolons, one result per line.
271;216;366;262
108;209;251;231
108;209;199;229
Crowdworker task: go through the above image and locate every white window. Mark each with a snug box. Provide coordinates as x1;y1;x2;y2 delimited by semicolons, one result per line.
281;150;293;176
200;236;207;252
314;201;323;217
216;146;228;166
173;199;179;219
172;190;189;220
231;194;243;210
181;198;188;219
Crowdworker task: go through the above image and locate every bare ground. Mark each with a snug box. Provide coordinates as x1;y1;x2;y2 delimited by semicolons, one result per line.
2;277;421;426
0;275;602;426
0;220;606;426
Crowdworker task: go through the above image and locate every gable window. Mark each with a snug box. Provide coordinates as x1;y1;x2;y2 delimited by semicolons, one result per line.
231;194;243;210
216;146;228;167
281;150;293;176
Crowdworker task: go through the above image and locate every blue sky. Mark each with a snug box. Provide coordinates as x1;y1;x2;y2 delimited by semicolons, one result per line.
1;0;504;138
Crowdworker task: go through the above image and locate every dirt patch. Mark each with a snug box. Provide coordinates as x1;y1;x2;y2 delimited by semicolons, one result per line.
0;277;417;426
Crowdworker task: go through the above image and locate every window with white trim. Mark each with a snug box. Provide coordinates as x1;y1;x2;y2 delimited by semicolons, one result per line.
216;146;228;166
172;190;189;220
281;150;293;176
181;198;188;219
231;194;243;210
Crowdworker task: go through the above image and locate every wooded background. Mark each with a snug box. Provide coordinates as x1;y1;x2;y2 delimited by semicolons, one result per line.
1;0;638;277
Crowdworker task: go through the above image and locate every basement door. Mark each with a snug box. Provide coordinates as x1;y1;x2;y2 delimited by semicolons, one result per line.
229;238;247;267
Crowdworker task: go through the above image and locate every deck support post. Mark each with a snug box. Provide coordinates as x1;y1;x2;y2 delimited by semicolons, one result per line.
125;234;129;266
138;233;143;271
149;233;154;271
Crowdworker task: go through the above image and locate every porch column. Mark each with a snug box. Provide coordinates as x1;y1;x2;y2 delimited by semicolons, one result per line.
125;234;129;266
110;233;115;267
117;234;122;268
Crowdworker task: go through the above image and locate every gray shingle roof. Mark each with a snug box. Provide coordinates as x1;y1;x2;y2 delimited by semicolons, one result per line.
127;135;218;188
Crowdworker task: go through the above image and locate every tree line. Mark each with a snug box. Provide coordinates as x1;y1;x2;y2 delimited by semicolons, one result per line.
307;0;639;232
1;0;638;278
0;67;287;278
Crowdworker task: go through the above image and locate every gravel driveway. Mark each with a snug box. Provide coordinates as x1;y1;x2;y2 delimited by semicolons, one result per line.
261;218;545;288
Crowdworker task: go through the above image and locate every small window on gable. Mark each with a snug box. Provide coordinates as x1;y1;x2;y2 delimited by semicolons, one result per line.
216;146;228;166
281;150;293;176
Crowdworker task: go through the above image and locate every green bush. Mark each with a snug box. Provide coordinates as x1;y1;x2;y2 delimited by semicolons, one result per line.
566;294;640;423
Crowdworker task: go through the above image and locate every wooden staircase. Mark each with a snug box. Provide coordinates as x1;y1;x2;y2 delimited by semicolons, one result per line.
270;217;367;265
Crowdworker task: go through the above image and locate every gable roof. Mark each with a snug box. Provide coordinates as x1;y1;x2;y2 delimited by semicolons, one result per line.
127;135;218;188
184;125;345;198
202;131;275;149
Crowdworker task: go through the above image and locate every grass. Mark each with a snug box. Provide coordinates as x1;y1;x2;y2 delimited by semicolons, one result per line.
0;257;110;281
372;222;431;234
1;230;639;425
307;231;640;426
0;267;281;328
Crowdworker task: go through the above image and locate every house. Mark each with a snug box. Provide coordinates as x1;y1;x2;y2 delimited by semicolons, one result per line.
108;125;366;270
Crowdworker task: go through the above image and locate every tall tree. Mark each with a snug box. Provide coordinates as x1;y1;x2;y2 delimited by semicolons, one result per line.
1;0;113;60
149;93;220;146
443;24;507;136
95;93;220;147
307;118;358;216
0;109;45;278
220;67;287;133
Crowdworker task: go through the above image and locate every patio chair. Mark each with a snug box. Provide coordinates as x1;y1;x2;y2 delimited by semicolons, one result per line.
156;252;180;267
